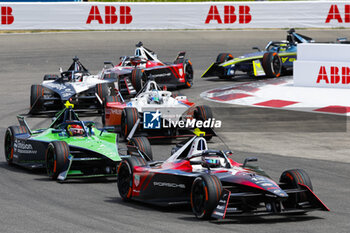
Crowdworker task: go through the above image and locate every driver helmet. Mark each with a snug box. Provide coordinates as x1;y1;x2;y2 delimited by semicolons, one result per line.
148;90;162;104
67;124;84;136
204;157;221;168
279;43;287;52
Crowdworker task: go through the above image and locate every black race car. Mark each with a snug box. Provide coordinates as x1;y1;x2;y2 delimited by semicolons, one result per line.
30;57;117;114
117;135;329;219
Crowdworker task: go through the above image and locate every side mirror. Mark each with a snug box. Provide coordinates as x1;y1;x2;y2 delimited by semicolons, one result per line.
243;157;258;167
59;67;63;73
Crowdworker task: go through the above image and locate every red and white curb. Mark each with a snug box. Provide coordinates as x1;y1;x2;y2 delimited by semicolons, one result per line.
201;77;350;116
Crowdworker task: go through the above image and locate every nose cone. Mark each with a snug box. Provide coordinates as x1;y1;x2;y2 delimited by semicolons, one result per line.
221;172;288;198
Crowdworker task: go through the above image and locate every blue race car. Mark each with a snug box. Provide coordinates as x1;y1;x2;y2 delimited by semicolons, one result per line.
201;29;314;79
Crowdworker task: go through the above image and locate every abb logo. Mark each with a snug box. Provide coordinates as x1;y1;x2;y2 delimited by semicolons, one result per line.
325;4;350;23
205;5;251;24
1;6;14;25
86;6;132;24
316;66;350;84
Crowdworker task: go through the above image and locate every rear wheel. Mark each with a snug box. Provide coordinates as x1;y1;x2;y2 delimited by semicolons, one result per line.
30;84;43;114
262;52;282;78
121;107;139;139
128;136;153;160
45;141;70;180
194;105;213;141
280;169;313;204
183;59;193;88
117;156;147;201
131;69;145;92
191;174;222;219
216;53;234;79
4;126;29;165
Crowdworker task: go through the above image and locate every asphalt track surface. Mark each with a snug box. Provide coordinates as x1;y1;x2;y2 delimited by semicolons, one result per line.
0;30;349;233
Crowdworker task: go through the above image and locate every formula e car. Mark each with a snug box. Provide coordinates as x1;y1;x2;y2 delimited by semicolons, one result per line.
103;81;216;141
30;57;117;114
4;102;151;181
117;135;329;219
101;42;193;95
202;29;314;79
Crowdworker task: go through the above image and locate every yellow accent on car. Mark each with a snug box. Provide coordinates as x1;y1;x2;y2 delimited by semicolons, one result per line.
64;101;74;109
193;128;206;137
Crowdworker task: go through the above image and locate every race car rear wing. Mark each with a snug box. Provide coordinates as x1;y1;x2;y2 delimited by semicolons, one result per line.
17;115;32;135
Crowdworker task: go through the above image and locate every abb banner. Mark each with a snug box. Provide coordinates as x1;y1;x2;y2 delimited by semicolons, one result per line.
1;2;350;29
294;44;350;89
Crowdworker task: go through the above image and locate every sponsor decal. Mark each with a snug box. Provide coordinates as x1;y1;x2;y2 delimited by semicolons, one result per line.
205;5;251;24
1;6;14;25
14;139;37;154
134;175;140;187
325;4;350;23
86;6;132;25
316;66;350;84
143;111;161;129
150;73;171;78
153;182;185;189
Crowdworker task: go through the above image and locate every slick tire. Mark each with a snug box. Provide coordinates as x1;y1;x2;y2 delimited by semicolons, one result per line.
194;105;213;141
96;83;111;103
262;52;282;78
183;59;194;88
121;107;139;140
216;53;233;79
45;141;70;180
131;69;145;92
128;137;153;161
191;174;223;220
43;74;59;81
30;84;44;114
117;156;147;201
4;126;29;165
280;169;313;203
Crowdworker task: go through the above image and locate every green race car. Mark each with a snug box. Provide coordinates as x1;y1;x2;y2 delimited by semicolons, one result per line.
4;102;152;181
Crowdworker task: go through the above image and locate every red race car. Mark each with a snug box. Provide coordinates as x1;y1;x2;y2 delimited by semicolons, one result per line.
102;81;216;141
101;42;193;96
117;135;329;220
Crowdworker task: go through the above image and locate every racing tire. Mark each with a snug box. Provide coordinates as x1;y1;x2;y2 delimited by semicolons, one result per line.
131;69;145;92
96;83;112;103
4;126;29;165
194;105;214;141
121;107;139;140
183;59;194;88
216;53;234;79
191;174;223;220
262;52;282;78
117;156;147;201
43;74;59;81
30;84;43;114
280;169;313;204
128;136;153;160
45;141;70;180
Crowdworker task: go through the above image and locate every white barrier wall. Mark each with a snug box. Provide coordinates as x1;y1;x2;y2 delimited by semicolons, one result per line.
0;1;350;30
294;43;350;89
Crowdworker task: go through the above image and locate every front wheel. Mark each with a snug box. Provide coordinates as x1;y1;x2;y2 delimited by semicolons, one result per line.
45;141;70;180
262;52;282;78
183;59;193;88
191;174;222;219
121;107;139;139
128;136;153;160
117;156;147;201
